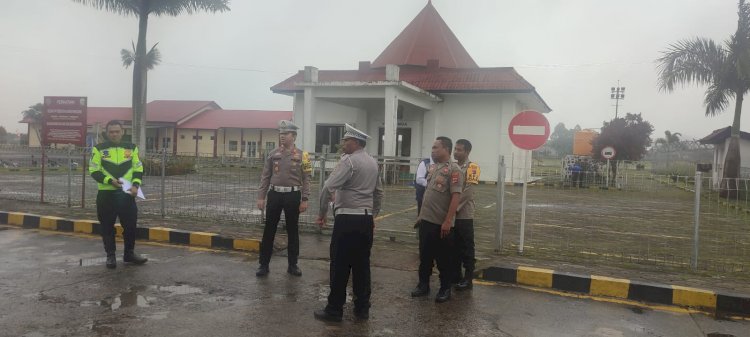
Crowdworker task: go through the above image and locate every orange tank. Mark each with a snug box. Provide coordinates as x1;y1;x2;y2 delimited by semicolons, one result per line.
573;130;598;156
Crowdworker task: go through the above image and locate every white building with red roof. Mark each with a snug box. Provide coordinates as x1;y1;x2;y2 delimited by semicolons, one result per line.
22;100;291;159
271;1;550;182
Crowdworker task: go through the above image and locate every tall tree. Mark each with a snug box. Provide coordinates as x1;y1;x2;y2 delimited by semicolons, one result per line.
121;42;162;70
0;126;8;144
73;0;230;151
21;103;43;123
592;113;654;183
548;123;581;156
655;130;682;146
657;0;750;196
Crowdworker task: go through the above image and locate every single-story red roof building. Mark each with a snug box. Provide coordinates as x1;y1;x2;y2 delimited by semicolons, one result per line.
21;100;291;158
270;1;550;182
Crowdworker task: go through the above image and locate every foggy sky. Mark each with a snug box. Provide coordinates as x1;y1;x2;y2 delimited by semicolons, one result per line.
0;0;742;142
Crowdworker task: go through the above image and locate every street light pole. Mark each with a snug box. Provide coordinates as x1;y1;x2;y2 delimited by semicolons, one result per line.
610;81;625;119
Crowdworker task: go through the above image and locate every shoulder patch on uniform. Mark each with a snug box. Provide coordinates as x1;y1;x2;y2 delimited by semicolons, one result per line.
301;151;312;173
467;162;480;184
451;171;460;184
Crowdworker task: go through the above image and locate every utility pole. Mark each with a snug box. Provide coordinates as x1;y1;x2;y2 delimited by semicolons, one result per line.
610;81;625;119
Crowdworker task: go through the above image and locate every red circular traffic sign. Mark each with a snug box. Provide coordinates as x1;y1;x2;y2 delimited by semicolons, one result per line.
508;110;550;150
601;146;616;159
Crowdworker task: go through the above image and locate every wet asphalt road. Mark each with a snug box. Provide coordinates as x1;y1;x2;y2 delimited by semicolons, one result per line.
0;227;748;337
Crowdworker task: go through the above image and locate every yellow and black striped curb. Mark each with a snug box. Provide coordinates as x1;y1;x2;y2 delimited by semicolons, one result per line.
0;211;260;252
481;265;750;318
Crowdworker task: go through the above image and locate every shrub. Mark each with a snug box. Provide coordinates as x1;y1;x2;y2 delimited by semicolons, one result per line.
143;156;196;176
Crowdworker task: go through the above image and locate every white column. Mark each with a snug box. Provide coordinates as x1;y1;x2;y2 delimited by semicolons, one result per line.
383;86;398;157
303;87;316;152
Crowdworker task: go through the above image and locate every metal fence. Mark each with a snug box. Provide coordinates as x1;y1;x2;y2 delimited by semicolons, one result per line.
1;145;748;274
496;156;749;274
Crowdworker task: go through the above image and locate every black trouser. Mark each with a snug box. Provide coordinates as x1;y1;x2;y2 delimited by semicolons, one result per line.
96;190;138;256
259;190;300;267
572;172;581;187
453;219;475;282
325;214;374;316
418;220;455;290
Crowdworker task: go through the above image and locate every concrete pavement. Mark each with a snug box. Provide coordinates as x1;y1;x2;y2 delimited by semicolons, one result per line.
0;227;748;337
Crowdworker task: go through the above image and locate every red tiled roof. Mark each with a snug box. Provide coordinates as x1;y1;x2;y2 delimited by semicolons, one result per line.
146;100;220;123
19;101;220;125
177;109;293;130
271;66;535;93
372;1;477;69
19;107;132;125
88;107;133;126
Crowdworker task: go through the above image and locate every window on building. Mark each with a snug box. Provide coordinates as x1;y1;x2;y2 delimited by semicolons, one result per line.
210;136;215;141
315;125;344;153
248;141;257;158
265;142;275;155
180;135;185;139
162;137;171;149
146;137;155;151
316;125;344;153
229;141;238;151
192;135;202;140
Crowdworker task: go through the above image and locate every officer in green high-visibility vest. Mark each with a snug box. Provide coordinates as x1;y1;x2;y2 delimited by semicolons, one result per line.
89;120;148;269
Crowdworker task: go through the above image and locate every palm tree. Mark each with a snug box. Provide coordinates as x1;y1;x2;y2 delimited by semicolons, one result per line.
655;130;682;147
21;103;43;123
20;103;44;146
657;0;750;197
73;0;230;152
121;42;162;70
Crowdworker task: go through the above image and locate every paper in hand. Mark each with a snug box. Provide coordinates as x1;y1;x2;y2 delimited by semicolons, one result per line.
119;178;146;200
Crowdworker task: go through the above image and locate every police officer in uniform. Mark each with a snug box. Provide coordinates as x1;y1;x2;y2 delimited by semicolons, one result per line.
453;139;480;290
256;120;312;277
89;120;148;269
411;136;463;303
314;124;383;322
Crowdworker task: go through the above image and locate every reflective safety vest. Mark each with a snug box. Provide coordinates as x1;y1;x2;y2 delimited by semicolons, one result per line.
89;141;144;191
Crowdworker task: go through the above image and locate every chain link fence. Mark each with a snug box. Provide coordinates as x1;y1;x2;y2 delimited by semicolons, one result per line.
496;154;749;274
2;145;748;275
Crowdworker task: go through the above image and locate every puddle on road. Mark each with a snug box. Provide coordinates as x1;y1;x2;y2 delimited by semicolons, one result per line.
84;283;203;312
155;284;203;296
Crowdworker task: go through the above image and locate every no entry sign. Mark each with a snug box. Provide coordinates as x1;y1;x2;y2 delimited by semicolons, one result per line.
508;110;550;150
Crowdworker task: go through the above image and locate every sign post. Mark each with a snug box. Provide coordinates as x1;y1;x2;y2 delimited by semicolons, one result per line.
508;110;550;254
41;96;87;204
601;146;616;189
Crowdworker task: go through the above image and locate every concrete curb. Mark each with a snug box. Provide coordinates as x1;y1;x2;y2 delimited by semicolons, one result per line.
0;211;260;252
481;265;750;318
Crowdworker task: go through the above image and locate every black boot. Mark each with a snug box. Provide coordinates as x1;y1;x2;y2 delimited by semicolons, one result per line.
455;279;473;291
256;265;269;277
106;254;116;269
435;287;451;303
287;265;302;276
410;284;429;297
314;309;342;323
353;307;370;320
123;251;148;265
